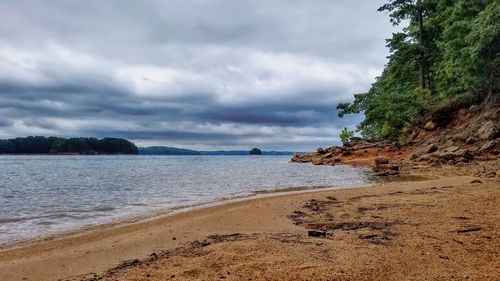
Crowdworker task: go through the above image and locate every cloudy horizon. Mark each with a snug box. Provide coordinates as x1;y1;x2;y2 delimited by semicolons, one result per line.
0;0;396;151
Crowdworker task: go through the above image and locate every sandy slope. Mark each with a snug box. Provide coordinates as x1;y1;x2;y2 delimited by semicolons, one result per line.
1;175;499;281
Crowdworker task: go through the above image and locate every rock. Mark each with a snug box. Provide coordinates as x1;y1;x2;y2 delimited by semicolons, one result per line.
485;170;496;178
316;147;326;154
470;179;483;184
465;137;477;144
444;146;460;153
387;170;399;176
308;230;327;237
312;157;324;165
373;164;399;172
423;120;437;131
374;157;389;165
375;171;389;177
323;151;334;158
434;148;473;162
479;140;498;152
411;144;438;159
342;151;352;156
477;120;499;140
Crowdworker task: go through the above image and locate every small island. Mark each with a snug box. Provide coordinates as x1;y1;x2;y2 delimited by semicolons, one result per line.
249;147;262;155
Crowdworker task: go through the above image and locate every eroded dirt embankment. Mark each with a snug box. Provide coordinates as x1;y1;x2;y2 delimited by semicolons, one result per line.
291;106;500;178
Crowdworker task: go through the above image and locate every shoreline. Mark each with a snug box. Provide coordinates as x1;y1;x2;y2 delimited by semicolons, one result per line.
2;174;497;280
0;182;380;249
0;170;431;250
0;180;377;250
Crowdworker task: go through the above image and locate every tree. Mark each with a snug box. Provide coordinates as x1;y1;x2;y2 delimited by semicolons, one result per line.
337;0;499;141
339;127;354;146
378;0;431;89
249;148;262;155
0;136;139;155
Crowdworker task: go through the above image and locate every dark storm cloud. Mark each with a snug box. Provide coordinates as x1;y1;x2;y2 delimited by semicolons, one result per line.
0;0;394;150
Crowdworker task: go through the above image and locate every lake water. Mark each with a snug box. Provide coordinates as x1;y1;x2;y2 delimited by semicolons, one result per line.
0;155;373;245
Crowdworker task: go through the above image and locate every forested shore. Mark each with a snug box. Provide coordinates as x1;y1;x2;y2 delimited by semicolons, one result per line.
337;0;499;140
0;136;138;155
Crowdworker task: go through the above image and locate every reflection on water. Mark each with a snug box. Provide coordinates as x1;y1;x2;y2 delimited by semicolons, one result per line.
0;155;373;244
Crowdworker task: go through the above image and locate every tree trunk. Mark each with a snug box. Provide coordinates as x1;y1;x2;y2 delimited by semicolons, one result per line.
487;45;493;106
417;4;426;89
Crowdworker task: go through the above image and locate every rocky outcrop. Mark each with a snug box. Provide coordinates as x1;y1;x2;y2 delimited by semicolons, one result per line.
477;120;499;140
292;107;499;178
372;157;399;176
292;138;406;176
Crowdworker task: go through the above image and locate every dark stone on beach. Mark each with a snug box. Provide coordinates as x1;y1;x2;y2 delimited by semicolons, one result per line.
172;237;176;240
374;157;389;165
308;230;327;237
470;179;483;184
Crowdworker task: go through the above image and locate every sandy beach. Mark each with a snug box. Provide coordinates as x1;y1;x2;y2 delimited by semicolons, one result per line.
0;175;498;281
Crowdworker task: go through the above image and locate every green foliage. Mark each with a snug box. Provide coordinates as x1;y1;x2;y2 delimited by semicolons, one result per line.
339;127;354;146
0;136;138;155
338;0;499;140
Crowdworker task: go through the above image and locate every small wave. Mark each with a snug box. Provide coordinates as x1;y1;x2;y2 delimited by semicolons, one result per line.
0;217;31;224
128;203;149;206
46;213;86;220
36;221;57;226
93;206;116;212
60;206;116;214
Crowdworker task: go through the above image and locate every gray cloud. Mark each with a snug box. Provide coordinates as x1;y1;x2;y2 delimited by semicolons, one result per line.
0;0;393;150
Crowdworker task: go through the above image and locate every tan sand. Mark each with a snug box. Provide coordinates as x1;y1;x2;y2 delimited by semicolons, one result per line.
0;176;499;281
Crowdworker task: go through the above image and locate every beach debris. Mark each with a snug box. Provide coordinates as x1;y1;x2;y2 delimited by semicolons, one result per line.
304;199;325;212
308;230;327;237
116;259;140;270
358;234;378;240
308;221;395;231
457;226;481;233
191;240;211;248
470;179;483;184
207;233;246;243
288;210;307;225
452;216;471;220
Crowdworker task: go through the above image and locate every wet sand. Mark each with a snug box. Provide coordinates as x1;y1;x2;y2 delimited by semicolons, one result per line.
0;175;499;281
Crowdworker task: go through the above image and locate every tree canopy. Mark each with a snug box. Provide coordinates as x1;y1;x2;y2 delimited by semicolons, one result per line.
337;0;499;140
249;148;262;155
0;136;138;155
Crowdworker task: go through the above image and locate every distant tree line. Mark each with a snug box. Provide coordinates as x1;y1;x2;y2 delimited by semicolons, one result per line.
0;136;138;155
138;146;201;155
138;146;293;155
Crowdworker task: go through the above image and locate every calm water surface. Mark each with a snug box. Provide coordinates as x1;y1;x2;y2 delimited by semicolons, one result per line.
0;155;372;244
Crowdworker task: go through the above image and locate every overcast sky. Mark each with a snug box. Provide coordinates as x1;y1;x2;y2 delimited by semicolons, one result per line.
0;0;395;151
